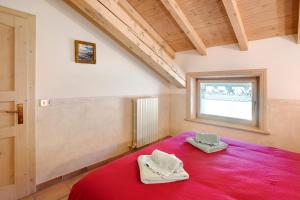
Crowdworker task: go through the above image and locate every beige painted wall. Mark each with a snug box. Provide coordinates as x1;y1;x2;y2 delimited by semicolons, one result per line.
172;36;300;153
37;95;170;183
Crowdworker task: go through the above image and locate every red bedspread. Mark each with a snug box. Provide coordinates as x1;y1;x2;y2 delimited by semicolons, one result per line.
69;132;300;200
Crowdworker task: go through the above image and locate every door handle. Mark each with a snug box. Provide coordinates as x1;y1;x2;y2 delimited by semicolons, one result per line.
0;110;18;114
0;104;23;124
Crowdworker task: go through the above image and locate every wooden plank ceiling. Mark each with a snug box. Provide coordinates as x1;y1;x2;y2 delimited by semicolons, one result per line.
128;0;299;52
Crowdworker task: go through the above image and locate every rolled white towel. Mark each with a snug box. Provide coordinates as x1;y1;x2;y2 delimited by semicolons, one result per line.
138;155;189;184
143;149;183;177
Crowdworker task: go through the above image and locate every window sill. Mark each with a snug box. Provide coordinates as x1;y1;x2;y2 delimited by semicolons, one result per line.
185;118;270;135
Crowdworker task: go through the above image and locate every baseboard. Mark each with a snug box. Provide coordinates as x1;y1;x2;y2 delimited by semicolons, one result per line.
36;136;171;191
36;150;133;191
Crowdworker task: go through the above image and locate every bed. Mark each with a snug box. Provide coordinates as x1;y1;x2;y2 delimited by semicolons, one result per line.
68;131;300;200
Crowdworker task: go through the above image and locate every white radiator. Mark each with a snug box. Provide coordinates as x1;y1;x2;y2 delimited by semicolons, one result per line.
132;97;159;148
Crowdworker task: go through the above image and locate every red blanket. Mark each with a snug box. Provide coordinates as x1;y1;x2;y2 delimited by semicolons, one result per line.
69;132;300;200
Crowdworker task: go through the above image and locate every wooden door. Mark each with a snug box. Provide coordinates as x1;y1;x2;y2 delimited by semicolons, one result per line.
0;7;35;200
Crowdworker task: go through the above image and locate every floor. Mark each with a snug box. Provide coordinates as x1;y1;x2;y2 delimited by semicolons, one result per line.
19;141;159;200
20;170;94;200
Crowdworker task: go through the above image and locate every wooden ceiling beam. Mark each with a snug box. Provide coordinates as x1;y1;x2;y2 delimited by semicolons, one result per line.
160;0;207;55
65;0;185;88
222;0;248;50
118;0;176;59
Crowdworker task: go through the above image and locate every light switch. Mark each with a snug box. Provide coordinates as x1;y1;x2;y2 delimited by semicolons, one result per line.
40;99;50;107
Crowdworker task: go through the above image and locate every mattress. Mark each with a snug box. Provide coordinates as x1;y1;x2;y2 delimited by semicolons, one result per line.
68;131;300;200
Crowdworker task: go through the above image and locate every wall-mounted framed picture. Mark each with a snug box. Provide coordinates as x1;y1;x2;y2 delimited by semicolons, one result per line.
75;40;96;64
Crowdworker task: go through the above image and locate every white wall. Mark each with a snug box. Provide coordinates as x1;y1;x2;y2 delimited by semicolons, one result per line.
175;36;300;99
0;0;171;184
0;0;170;98
171;36;300;153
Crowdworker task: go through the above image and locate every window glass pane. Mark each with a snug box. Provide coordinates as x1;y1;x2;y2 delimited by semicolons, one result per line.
200;82;253;120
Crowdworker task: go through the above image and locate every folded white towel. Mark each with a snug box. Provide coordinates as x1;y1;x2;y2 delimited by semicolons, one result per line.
144;149;183;177
138;155;189;184
187;137;228;153
195;133;220;145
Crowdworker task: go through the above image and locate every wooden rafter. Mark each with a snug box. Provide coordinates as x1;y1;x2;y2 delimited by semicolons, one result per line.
160;0;207;55
118;0;176;58
65;0;185;88
222;0;248;50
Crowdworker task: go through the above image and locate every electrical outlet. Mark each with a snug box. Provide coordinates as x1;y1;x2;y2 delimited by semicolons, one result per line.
40;99;50;107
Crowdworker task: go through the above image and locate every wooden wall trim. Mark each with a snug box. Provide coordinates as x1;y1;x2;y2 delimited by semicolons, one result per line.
222;0;248;50
27;12;37;196
298;0;300;43
160;0;207;55
65;0;186;88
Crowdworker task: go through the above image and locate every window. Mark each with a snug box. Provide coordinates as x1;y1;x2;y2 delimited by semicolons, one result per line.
186;70;267;133
197;78;257;126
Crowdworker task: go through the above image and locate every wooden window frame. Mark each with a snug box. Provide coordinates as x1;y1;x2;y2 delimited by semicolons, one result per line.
186;69;268;134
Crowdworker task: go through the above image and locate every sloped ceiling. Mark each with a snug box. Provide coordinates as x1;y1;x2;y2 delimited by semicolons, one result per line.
128;0;299;52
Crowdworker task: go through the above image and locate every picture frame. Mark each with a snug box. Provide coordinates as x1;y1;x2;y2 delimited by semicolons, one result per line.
75;40;96;64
